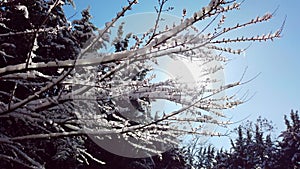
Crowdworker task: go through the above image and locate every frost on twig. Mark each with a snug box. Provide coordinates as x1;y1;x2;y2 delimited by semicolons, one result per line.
0;0;283;166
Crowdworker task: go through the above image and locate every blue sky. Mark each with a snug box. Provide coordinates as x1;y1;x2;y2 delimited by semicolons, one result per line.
64;0;300;148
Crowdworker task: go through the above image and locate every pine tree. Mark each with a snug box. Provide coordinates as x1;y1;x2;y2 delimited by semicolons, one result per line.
0;1;86;168
218;119;280;169
278;110;300;168
72;6;97;48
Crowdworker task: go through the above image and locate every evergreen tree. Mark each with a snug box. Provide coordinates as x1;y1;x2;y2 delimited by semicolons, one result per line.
0;1;189;168
215;118;280;169
278;110;300;168
184;144;216;168
184;118;281;169
0;1;91;168
72;7;97;48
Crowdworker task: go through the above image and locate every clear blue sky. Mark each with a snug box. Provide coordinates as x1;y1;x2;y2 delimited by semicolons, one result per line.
64;0;300;148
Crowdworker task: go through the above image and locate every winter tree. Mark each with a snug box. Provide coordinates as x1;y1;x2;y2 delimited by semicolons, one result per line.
183;111;300;169
0;0;283;168
278;110;300;168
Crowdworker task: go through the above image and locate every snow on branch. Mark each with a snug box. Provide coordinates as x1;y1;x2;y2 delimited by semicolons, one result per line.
0;0;283;163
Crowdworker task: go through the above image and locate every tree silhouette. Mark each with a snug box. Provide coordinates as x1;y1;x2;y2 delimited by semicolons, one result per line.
278;110;300;168
184;112;300;169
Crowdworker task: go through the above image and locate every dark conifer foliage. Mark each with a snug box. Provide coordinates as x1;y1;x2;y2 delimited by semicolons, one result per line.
184;112;300;169
72;7;97;48
0;1;189;168
278;110;300;168
0;1;87;168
